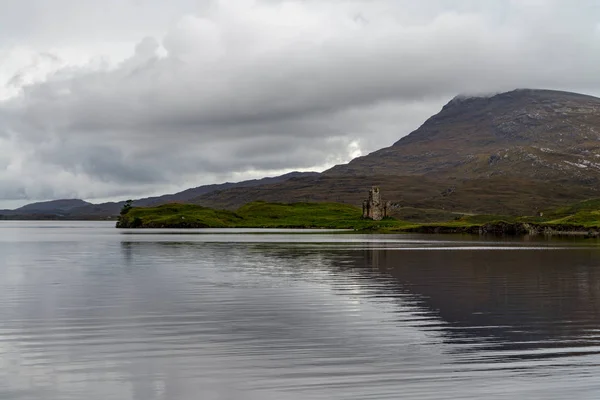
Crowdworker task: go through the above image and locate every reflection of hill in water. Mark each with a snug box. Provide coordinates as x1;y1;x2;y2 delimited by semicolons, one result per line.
118;240;600;360
234;243;600;357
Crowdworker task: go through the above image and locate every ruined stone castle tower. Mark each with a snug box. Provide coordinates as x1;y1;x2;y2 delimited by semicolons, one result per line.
362;186;390;220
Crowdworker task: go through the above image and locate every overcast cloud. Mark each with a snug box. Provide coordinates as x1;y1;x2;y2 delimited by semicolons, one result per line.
2;0;600;207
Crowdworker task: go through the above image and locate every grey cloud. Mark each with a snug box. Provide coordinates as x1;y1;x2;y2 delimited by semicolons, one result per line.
0;0;213;46
2;0;600;205
34;143;165;184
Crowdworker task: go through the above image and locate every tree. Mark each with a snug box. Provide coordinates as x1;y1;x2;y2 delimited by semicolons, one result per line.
120;200;133;215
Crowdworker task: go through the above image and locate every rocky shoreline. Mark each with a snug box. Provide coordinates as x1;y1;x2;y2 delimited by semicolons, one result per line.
405;222;600;237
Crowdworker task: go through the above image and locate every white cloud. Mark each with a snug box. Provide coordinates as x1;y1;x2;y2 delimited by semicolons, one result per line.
1;0;600;207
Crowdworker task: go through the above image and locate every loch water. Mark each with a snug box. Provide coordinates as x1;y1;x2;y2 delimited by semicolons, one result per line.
1;221;600;399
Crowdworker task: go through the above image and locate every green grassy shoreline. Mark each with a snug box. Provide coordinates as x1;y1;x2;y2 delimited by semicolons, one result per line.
115;200;600;236
116;201;410;230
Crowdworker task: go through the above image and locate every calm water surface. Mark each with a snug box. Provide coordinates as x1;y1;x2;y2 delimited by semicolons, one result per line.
1;221;600;399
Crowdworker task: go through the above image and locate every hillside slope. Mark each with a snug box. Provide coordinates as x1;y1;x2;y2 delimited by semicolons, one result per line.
2;172;319;219
191;89;600;215
16;199;92;213
326;89;600;181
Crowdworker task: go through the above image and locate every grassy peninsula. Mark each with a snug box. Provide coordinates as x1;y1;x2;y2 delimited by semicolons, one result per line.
116;201;408;230
116;199;600;236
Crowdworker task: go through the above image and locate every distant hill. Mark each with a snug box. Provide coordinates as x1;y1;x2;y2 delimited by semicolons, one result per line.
132;171;320;207
15;199;92;213
0;199;93;219
189;89;600;215
1;172;320;219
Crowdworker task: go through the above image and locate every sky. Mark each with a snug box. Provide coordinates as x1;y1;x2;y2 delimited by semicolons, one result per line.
2;0;600;208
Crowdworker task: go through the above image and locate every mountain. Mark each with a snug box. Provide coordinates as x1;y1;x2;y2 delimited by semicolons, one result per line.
6;89;600;219
1;172;319;219
326;89;600;180
190;89;600;215
15;199;92;213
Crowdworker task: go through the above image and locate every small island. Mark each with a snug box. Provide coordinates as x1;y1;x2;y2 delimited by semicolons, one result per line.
116;193;600;237
116;201;400;230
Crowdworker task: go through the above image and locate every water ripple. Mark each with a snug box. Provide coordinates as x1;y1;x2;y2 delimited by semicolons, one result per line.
1;223;600;399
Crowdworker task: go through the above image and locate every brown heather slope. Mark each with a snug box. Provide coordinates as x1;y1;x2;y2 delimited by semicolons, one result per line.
191;89;600;215
190;174;597;216
326;89;600;180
